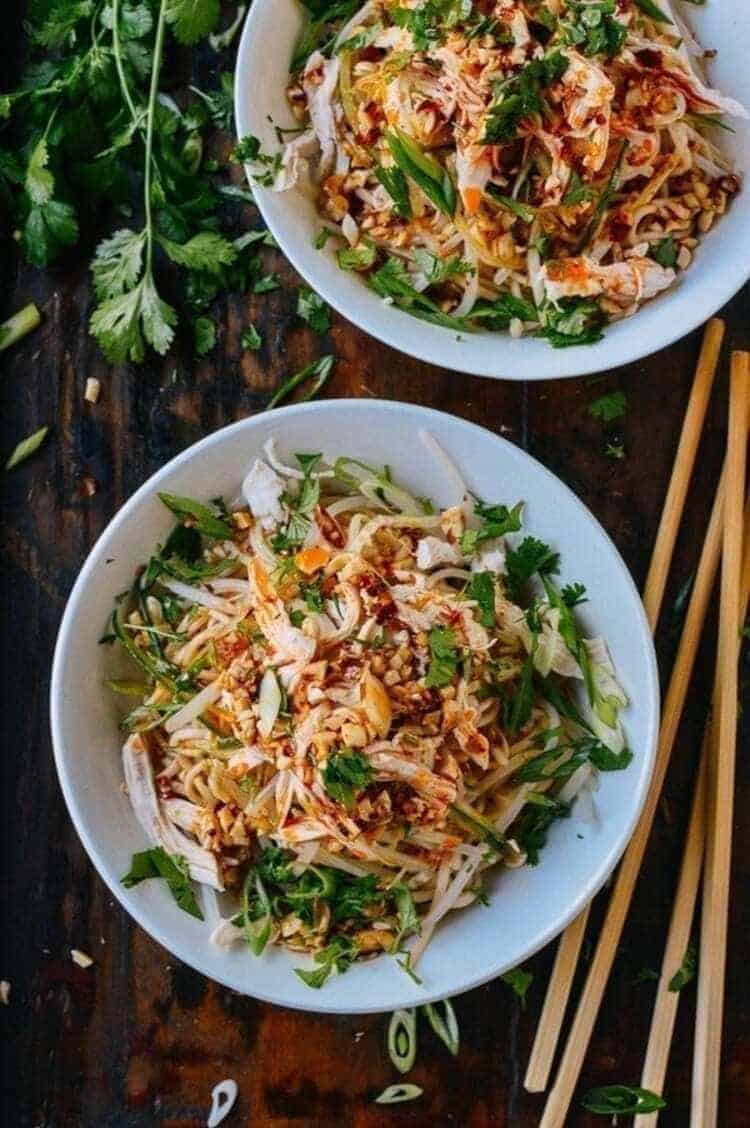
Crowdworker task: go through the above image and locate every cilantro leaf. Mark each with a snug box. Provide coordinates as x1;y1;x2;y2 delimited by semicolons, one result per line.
588;389;627;422
337;240;377;271
242;323;262;350
668;940;697;992
193;315;216;356
650;235;678;269
295;936;358;988
460;499;524;554
90;274;177;363
469;294;538;330
25;138;55;205
413;248;473;285
392;882;420;947
322;749;375;810
538;297;607;347
189;71;235;129
424;625;460;688
121;846;204;919
465;571;496;627
23;198;79;267
483;52;568;142
504;537;560;602
562;1;627;58
501;966;534;1008
166;0;221;45
297;287;331;334
158;231;237;274
91;229;146;301
581;1085;666;1116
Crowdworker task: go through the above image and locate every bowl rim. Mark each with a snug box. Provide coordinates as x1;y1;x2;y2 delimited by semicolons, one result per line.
50;400;660;1012
233;0;750;381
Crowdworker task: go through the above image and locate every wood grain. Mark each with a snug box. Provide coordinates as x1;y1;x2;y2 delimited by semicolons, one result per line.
1;18;749;1128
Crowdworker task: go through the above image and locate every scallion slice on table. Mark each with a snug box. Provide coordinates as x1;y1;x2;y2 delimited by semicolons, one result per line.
5;425;49;470
375;1083;423;1105
0;303;41;352
387;1008;417;1074
422;1000;459;1055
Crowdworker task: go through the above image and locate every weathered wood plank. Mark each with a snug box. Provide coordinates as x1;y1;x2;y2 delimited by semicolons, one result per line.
1;12;748;1125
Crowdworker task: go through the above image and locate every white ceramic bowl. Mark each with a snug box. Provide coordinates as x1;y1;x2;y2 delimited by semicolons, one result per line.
51;401;659;1013
235;2;749;380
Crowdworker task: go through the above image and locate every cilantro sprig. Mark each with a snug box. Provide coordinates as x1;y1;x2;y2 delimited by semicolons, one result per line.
2;1;290;365
483;52;568;143
424;625;460;688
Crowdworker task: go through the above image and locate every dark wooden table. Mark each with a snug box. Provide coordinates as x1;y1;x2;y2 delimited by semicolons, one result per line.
2;23;749;1128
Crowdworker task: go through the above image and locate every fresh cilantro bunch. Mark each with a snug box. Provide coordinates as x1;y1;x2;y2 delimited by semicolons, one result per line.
0;0;278;364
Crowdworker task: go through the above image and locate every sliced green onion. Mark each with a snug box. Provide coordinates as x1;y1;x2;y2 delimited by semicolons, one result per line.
241;868;272;956
157;493;233;539
386;128;456;216
489;192;536;224
387;1008;417;1074
375;1083;423;1105
105;679;150;697
5;425;49;470
422;999;459;1056
0;302;41;352
266;355;335;411
633;0;672;23
449;800;506;855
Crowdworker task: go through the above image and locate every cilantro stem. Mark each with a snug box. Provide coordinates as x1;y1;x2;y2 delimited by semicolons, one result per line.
112;0;141;124
143;0;169;276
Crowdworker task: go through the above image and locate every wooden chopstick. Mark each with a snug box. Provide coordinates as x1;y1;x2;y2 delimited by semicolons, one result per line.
523;318;724;1094
691;352;749;1128
539;438;730;1128
635;497;750;1128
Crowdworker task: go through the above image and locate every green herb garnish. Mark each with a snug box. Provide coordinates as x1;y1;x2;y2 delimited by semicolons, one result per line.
501;966;534;1008
588;390;627;422
297;287;331;333
5;425;49;471
581;1084;666;1116
122;846;203;919
386;128;456;216
668;940;697;992
483;51;568;142
322;748;375;809
424;625;460;688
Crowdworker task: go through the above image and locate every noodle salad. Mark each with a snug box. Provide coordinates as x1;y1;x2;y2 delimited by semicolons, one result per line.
245;0;746;347
110;435;632;987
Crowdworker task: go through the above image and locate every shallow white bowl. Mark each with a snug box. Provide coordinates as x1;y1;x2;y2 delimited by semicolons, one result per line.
51;401;659;1013
235;2;749;380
